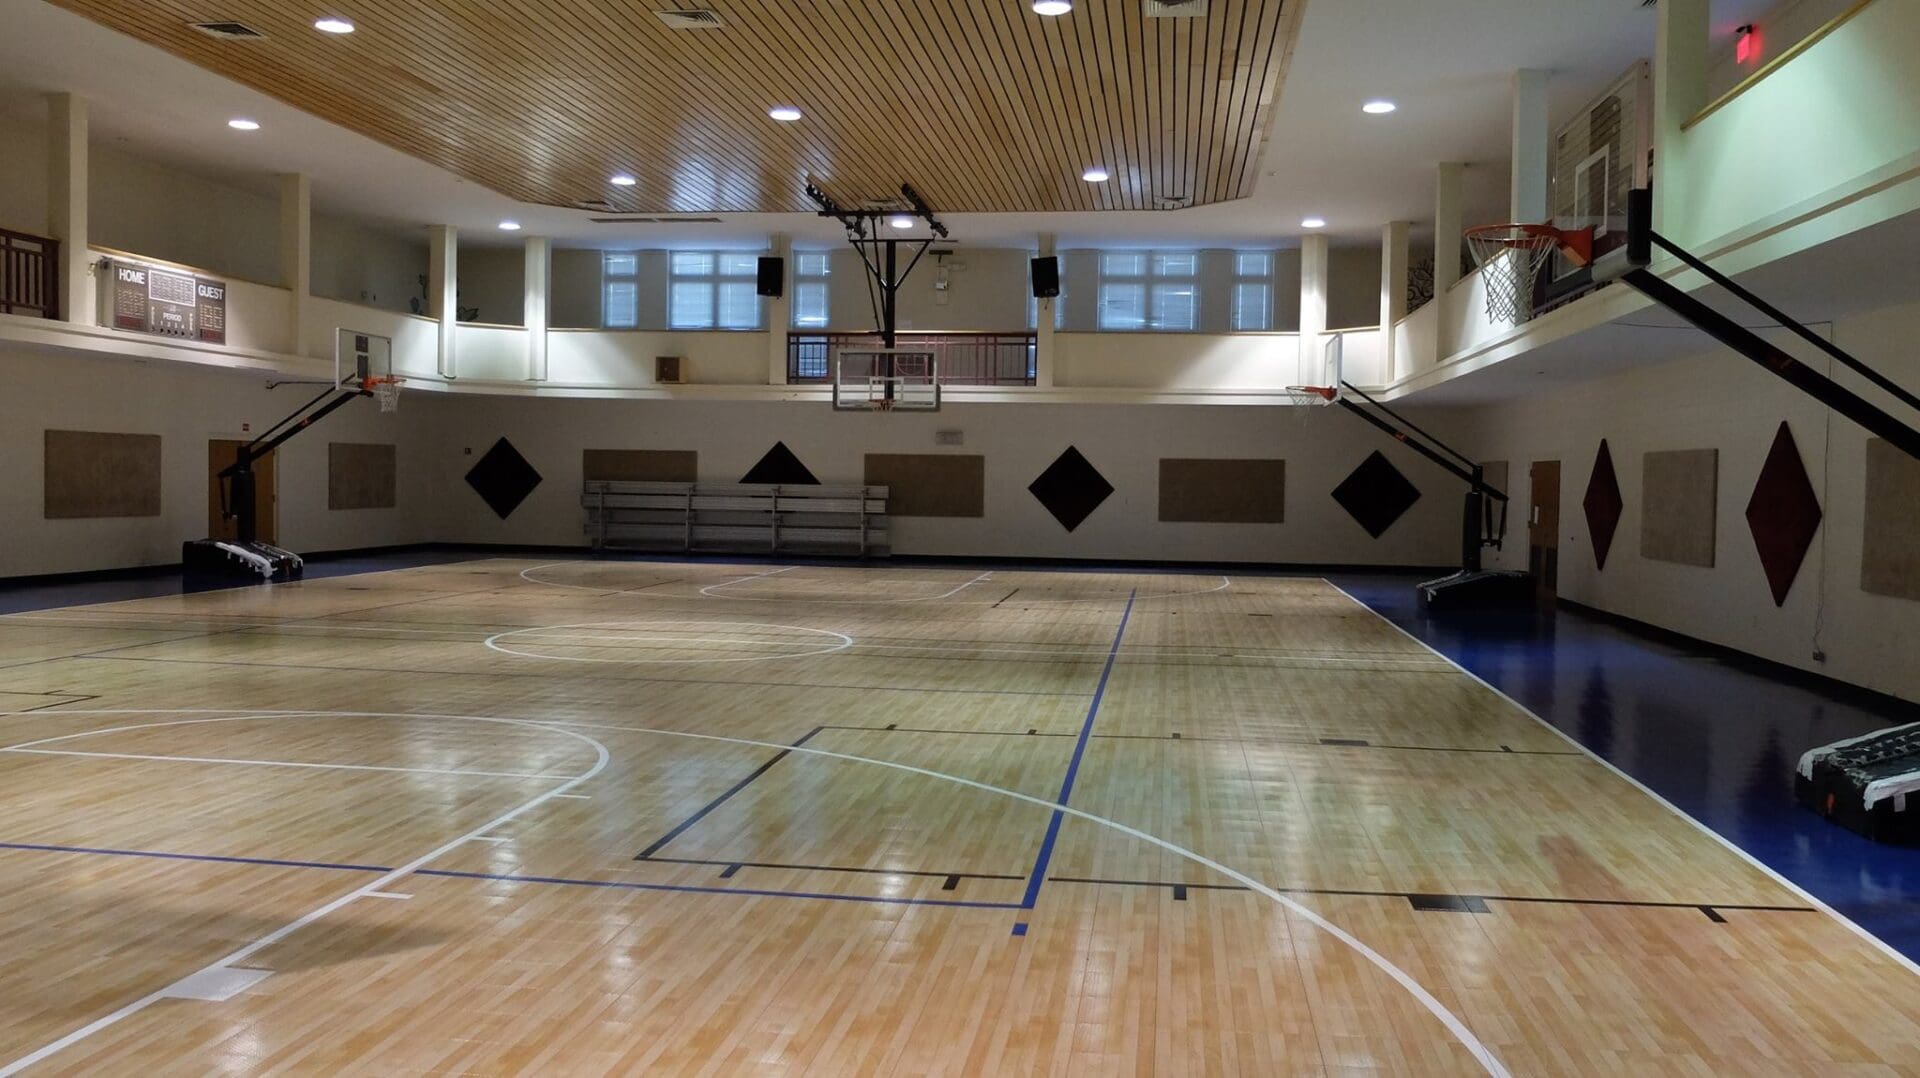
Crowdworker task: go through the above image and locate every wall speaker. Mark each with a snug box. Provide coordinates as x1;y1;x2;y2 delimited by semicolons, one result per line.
1030;256;1060;298
655;356;685;384
757;256;784;298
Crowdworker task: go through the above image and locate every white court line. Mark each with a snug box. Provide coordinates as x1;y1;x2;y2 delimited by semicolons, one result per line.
517;562;1230;607
363;891;412;901
696;570;996;605
484;620;855;665
697;565;800;597
0;746;570;781
0;712;609;1078
0;706;1507;1076
1324;580;1920;983
470;835;512;844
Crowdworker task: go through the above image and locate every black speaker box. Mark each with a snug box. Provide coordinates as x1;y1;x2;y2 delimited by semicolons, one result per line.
1031;256;1060;298
757;256;784;298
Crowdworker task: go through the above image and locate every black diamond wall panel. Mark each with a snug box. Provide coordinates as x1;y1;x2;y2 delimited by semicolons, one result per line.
1582;440;1623;570
741;442;819;485
1029;447;1114;532
1331;451;1420;539
1745;422;1823;607
465;437;542;520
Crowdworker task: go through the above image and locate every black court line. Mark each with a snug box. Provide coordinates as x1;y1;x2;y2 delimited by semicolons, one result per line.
640;853;1023;883
1042;876;1815;915
635;726;825;860
991;588;1020;607
818;723;1580;756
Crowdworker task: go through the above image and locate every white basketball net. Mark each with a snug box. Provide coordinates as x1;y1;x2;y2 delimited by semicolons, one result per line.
372;379;401;413
1465;227;1560;324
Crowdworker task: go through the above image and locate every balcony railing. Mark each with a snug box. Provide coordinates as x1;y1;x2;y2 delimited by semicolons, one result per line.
0;227;59;320
789;331;1037;386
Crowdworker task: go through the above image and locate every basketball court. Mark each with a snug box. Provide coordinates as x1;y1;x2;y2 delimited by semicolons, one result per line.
4;0;1920;1073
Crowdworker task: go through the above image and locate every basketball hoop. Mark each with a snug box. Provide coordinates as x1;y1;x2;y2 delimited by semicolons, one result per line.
364;376;403;413
1464;223;1593;324
1286;385;1337;412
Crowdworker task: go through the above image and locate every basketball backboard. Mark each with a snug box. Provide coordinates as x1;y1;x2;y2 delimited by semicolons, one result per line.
833;348;940;412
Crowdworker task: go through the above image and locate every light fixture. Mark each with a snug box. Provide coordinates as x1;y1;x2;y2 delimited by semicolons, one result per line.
1301;217;1327;229
610;173;637;186
1032;0;1073;15
1081;167;1110;183
1362;100;1397;115
498;220;522;231
768;106;803;122
314;17;354;34
888;215;915;230
227;118;260;131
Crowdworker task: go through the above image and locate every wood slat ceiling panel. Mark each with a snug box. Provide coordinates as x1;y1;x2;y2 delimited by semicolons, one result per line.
50;0;1305;214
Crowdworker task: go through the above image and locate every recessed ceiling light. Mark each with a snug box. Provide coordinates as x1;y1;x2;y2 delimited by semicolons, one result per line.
1301;217;1327;229
498;220;522;231
888;215;915;229
1362;100;1397;115
769;106;803;122
227;118;260;131
1032;1;1073;15
1081;167;1110;183
610;173;637;186
314;17;354;34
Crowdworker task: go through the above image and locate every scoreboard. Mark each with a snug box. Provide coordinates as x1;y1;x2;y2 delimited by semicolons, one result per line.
101;258;226;345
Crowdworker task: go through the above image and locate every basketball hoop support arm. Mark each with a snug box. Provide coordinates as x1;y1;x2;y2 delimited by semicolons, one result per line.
805;182;949;353
1330;381;1510;572
217;384;370;543
1597;188;1920;464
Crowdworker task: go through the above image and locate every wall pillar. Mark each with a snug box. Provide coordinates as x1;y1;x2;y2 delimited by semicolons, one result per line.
1298;233;1329;385
428;225;457;379
46;93;89;325
766;233;791;386
1379;220;1410;382
524;235;550;381
1654;0;1710;248
1035;233;1057;389
1510;69;1551;223
278;173;311;355
1433;162;1465;362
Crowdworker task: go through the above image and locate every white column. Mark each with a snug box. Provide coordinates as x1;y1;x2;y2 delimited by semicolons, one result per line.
1298;233;1328;385
1434;162;1465;297
524;235;550;382
1654;0;1710;248
278;173;311;355
1510;69;1551;223
765;233;790;386
1380;220;1410;381
1035;233;1056;389
46;93;89;325
428;225;457;379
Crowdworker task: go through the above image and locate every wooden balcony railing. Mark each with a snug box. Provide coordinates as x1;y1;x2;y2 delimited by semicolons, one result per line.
0;227;59;320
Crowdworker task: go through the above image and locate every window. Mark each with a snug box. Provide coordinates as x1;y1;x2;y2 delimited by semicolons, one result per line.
1098;251;1198;331
669;251;761;330
793;252;829;329
1232;251;1273;331
602;252;638;328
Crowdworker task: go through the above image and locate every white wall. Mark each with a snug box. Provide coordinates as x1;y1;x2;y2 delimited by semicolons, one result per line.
456;246;526;326
821;247;1035;332
551;249;601;329
0;342;436;576
431;396;1466;567
1457;292;1920;702
311;217;426;314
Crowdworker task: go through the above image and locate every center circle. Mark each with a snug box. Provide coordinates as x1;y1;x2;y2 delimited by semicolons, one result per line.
483;620;855;665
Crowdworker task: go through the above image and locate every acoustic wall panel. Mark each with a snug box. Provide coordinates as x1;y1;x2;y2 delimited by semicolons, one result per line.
1583;440;1624;570
1640;448;1718;567
741;442;818;485
583;449;698;483
43;430;162;519
328;443;398;510
1158;459;1285;524
864;454;985;518
1745;422;1823;607
1862;438;1920;601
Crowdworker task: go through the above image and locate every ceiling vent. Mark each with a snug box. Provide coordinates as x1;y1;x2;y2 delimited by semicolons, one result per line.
1143;0;1208;17
190;21;267;39
574;199;619;213
589;216;724;224
654;9;723;30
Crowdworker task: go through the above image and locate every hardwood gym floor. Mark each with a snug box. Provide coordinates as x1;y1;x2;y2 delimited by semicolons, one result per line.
0;559;1915;1076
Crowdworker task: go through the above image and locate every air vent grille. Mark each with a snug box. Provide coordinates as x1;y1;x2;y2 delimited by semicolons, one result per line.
654;9;723;30
589;216;725;224
1143;0;1208;18
191;21;267;39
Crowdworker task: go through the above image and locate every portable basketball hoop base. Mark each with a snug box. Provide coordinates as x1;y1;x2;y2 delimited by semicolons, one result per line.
1465;223;1595;324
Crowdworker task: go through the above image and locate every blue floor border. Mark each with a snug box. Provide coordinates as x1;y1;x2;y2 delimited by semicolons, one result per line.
1331;573;1920;966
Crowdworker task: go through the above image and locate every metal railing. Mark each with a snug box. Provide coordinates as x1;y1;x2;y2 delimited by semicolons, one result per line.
0;227;59;319
788;331;1037;386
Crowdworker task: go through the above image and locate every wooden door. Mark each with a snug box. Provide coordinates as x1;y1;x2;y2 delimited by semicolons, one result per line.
1528;460;1560;598
208;440;276;544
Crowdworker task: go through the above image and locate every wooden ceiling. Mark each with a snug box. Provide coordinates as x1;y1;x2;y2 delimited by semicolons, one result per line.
52;1;1305;215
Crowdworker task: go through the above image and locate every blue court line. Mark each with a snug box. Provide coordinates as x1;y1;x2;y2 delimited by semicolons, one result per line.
0;840;392;873
1019;588;1136;911
415;869;1022;909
